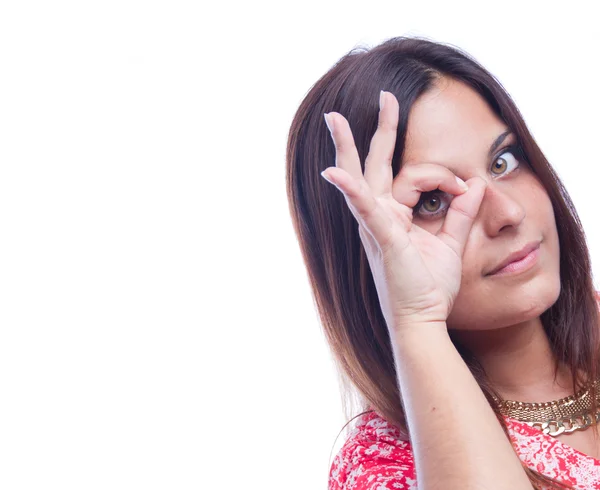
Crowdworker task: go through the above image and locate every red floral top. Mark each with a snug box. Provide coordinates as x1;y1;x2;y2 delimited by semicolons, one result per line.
330;292;600;488
328;410;600;489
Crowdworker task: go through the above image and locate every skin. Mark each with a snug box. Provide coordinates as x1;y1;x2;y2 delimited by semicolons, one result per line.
323;75;599;468
402;77;600;456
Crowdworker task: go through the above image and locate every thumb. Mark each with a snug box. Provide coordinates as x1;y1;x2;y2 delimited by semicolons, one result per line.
435;177;487;258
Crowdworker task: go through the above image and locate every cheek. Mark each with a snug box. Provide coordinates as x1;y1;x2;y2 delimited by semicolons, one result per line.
526;178;558;238
446;179;561;330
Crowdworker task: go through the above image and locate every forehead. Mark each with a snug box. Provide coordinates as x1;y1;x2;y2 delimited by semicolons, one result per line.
402;78;509;171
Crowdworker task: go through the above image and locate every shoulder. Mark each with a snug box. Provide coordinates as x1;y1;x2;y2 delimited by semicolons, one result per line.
328;411;417;490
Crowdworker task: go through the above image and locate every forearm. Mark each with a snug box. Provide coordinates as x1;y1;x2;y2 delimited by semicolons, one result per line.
390;322;530;489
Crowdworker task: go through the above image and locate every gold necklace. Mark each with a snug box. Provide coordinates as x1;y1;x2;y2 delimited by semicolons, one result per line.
494;379;600;437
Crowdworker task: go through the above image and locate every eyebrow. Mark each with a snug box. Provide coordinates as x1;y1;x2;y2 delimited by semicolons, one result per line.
488;130;513;158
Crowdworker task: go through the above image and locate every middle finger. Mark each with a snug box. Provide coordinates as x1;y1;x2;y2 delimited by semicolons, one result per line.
363;91;400;196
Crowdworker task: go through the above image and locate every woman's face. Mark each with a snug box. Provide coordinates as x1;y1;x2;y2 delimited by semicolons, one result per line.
401;77;561;331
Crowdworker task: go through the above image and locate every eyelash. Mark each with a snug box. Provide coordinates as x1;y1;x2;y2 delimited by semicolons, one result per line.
413;144;526;220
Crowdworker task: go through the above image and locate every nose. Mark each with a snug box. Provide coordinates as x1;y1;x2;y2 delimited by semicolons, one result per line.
478;181;526;237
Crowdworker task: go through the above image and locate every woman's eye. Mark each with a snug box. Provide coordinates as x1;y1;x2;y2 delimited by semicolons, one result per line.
413;145;525;220
491;147;521;176
413;190;451;220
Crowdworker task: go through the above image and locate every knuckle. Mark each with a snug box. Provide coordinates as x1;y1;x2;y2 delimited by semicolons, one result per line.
381;151;394;166
450;203;474;220
377;118;397;133
398;164;416;179
438;230;461;252
335;139;357;157
333;139;346;153
362;204;376;222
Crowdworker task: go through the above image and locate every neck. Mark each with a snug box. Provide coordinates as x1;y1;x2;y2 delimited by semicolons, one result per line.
450;317;577;403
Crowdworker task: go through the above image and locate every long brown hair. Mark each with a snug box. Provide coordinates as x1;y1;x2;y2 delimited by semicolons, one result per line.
285;36;600;489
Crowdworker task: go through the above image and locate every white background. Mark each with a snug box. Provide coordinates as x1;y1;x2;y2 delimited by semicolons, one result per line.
0;1;598;489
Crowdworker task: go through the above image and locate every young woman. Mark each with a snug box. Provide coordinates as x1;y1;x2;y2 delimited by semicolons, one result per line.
285;37;600;489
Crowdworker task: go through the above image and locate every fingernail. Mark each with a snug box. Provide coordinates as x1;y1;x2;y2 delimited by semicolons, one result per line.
324;113;334;133
321;170;334;185
379;90;386;111
455;176;469;190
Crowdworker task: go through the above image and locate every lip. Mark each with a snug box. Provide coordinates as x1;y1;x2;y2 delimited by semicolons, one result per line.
486;241;542;276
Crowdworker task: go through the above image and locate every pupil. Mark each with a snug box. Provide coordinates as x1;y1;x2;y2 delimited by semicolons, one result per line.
424;196;439;212
494;158;506;173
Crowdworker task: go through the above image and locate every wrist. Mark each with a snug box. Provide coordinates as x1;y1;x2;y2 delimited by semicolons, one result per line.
390;317;448;333
388;319;450;343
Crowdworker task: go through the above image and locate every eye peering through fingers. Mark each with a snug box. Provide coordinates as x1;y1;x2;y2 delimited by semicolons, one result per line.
391;162;471;210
